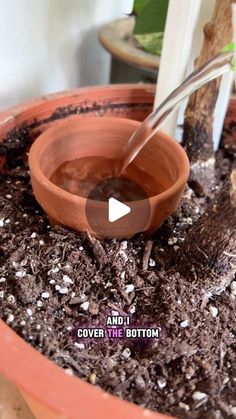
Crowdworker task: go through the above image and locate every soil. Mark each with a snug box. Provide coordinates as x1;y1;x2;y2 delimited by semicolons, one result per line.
0;122;236;419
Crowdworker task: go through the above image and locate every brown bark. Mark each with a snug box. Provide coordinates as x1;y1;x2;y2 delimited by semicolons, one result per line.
176;169;236;295
183;0;233;196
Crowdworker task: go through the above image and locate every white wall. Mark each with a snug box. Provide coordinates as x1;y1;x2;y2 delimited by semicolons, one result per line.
0;0;133;111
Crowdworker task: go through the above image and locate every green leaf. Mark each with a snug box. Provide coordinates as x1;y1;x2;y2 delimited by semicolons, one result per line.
134;0;169;35
221;42;236;71
231;57;236;72
222;42;235;53
133;0;151;15
135;32;164;56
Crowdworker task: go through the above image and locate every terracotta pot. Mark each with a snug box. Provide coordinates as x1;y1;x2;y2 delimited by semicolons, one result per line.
28;116;189;238
0;84;174;419
98;17;160;73
98;17;159;83
1;84;235;418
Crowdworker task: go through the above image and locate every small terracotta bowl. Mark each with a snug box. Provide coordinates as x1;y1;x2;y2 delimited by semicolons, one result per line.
29;116;189;237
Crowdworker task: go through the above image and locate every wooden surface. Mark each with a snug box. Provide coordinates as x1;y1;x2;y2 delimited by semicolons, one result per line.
0;375;35;419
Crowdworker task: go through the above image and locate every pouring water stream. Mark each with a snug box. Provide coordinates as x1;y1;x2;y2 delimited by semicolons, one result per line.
115;50;235;175
51;49;235;200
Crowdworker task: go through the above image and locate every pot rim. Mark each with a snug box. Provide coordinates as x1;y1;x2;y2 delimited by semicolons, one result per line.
28;116;190;207
0;83;156;118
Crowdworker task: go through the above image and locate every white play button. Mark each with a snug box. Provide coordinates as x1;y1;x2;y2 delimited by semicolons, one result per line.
85;176;150;238
108;197;131;223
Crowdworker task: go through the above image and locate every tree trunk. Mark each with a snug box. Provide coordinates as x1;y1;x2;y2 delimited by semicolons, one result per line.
176;168;236;295
183;0;233;196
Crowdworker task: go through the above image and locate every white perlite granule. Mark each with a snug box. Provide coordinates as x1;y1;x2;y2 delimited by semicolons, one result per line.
74;342;85;349
157;377;166;389
209;305;218;318
168;237;178;245
231;406;236;416
179;402;190;411
49;279;55;285
41;292;50;299
7;295;16;304
230;281;236;295
149;258;156;267
63;275;73;284
15;270;26;278
80;301;90;311
125;284;134;294
122;348;131;359
59;287;69;295
47;266;60;275
192;391;208;401
180;320;189;328
7;314;14;323
120;241;127;250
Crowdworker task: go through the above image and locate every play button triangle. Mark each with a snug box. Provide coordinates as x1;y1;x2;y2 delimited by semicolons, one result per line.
108;197;131;223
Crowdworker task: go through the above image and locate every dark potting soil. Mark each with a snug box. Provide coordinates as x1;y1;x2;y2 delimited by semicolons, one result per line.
0;125;236;419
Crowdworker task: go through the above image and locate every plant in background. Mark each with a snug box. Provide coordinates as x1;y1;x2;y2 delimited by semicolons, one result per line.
132;0;169;56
